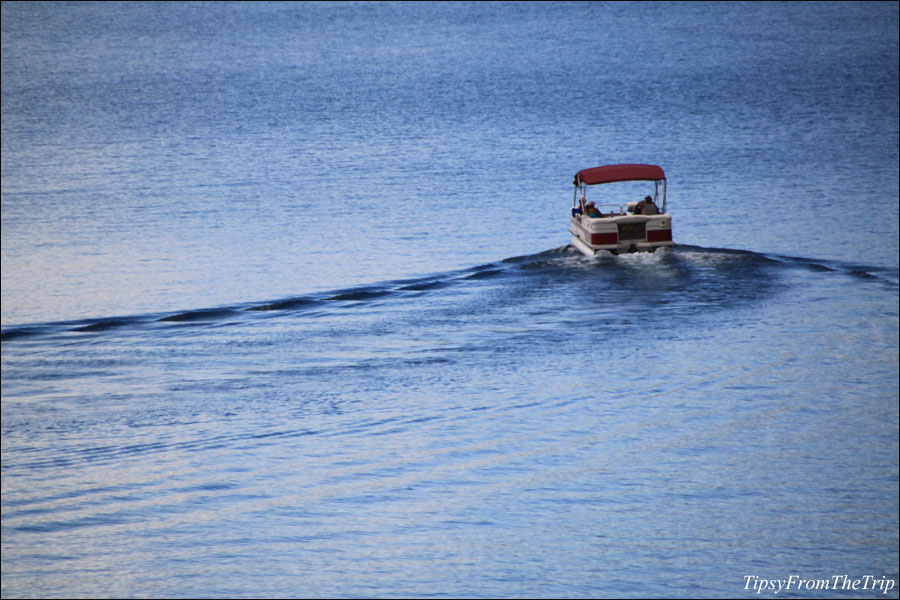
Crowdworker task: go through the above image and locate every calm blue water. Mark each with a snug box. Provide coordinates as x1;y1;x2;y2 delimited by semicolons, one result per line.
2;2;898;598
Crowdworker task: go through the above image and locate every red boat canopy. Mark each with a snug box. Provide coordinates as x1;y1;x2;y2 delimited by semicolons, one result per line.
574;164;666;186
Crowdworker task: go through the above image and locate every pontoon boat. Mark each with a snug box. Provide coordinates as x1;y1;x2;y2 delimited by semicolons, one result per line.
569;164;673;255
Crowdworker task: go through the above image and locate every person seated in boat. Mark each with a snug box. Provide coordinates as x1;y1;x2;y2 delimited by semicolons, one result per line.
584;201;604;218
574;197;586;216
636;195;659;215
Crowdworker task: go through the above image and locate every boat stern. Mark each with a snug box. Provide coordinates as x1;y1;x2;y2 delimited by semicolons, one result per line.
570;214;673;255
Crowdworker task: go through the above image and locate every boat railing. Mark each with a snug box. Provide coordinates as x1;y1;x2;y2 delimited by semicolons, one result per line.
573;203;633;218
586;203;626;217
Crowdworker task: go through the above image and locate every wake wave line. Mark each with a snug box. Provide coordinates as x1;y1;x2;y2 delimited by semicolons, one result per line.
2;245;894;342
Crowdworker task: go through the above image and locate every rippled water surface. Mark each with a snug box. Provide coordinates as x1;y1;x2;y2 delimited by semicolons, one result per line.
2;2;898;598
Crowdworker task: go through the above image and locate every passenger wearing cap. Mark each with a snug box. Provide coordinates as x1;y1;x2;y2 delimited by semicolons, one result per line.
637;195;659;215
585;201;603;218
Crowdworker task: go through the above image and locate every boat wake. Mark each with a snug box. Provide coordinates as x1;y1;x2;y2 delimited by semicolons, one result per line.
2;245;895;342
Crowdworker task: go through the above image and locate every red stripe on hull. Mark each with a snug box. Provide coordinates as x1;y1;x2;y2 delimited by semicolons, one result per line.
590;232;618;245
647;229;672;243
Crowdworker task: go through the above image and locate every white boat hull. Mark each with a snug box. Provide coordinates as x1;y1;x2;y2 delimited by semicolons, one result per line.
569;214;673;256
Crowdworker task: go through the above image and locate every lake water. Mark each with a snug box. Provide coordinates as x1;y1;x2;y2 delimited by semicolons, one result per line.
2;2;898;598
